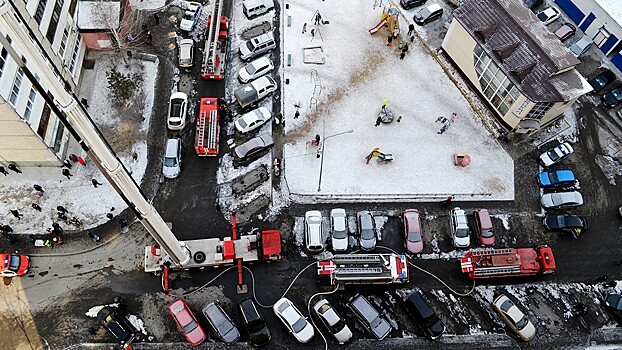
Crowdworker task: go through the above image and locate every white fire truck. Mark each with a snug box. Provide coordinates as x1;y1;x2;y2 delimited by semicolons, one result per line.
317;254;409;286
201;0;228;79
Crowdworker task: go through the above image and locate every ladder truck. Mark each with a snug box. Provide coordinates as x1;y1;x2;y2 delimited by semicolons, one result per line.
460;246;556;280
201;0;228;79
194;97;220;156
317;253;409;286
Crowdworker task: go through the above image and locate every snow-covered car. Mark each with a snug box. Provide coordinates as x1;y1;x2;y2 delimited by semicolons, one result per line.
0;253;30;277
304;210;324;253
180;2;202;31
313;298;352;344
163;138;182;179
554;23;575;42
538;142;573;167
492;294;536;341
330;208;348;252
202;301;240;345
167;92;188;131
273;298;314;343
168;299;207;347
347;294;391;340
233;133;274;161
178;39;194;68
357;210;376;250
537;169;576;188
450;207;470;248
413;3;443;25
569;36;593;58
234;107;272;134
234;76;278;108
403;209;423;254
540;191;583;209
238;56;274;83
536;7;560;25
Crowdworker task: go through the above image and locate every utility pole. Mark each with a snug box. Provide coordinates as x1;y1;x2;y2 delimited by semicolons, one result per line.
0;0;190;267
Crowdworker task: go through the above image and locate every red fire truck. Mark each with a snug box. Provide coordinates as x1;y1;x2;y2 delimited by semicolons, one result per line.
194;98;219;156
460;246;556;280
317;253;409;286
201;0;228;79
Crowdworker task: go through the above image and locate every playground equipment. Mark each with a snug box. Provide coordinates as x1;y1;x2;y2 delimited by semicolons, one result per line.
454;153;471;167
378;107;394;123
368;5;400;35
366;148;394;164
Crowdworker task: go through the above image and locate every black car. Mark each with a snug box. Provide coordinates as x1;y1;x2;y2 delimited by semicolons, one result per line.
238;298;271;347
543;214;589;235
589;69;617;94
602;86;622;108
524;0;543;10
404;291;445;340
400;0;426;10
605;293;622;318
97;306;138;346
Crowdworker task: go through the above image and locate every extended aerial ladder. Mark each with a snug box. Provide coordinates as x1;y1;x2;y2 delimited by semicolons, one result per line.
201;0;228;79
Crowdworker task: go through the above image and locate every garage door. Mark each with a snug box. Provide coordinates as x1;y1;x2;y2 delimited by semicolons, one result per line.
612;52;622;72
554;0;585;25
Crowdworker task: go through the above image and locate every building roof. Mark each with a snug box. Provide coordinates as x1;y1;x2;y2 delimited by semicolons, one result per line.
595;0;622;24
77;1;121;30
453;0;591;103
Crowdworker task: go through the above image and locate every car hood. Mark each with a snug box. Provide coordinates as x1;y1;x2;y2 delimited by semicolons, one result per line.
238;68;253;82
296;322;315;343
538;172;552;186
334;325;353;343
426;320;445;339
332;236;348;251
249;327;271;346
371;317;391;339
180;16;195;31
406;240;423;254
360;236;376;249
163;164;180;178
454;236;470;247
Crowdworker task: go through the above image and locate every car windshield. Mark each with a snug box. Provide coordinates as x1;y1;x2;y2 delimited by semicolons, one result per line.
547;149;561;161
246;41;256;51
408;232;422;243
331;319;346;333
247;319;264;333
361;229;374;240
246;64;258;75
333;229;347;239
171;100;183;118
164;156;177;167
481;228;494;238
456;228;468;238
516;316;528;330
595;76;607;85
183;13;194;21
418;8;430;18
292;318;307;333
537;12;548;21
612;89;622;100
182;320;199;334
9;255;20;271
548;171;560;183
237;118;248;128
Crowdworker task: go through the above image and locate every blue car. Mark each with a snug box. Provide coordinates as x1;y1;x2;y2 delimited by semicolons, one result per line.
538;170;576;188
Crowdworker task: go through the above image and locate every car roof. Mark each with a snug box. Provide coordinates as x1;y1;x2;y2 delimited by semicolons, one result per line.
240;298;261;321
169;300;194;325
553;170;575;182
405;291;434;319
426;3;442;12
404;209;421;231
475;209;492;228
350;295;378;322
165;139;180;157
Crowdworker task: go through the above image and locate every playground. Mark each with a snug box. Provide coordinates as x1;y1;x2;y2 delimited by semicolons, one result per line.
281;1;514;201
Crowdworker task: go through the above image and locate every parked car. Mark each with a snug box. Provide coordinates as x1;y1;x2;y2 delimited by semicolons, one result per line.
492;294;536;341
539;142;574;167
524;0;543;10
0;253;30;277
538;169;576;188
238;56;274;83
234;107;272;134
605;293;622;318
313;298;352;344
404;291;445;340
541;191;583;209
233;133;274;161
413;3;443;25
180;2;202;31
536;7;560;25
569;36;593;58
400;0;427;10
273;298;314;343
554;23;575;42
543;214;589;233
330;208;348;252
238;298;271;347
473;209;495;247
202;301;241;345
357;210;376;250
167;92;188;130
601;86;622;109
304;210;324;253
239;32;276;61
450;207;470;248
347;294;391;340
168;300;207;346
403;209;423;254
97;306;138;346
242;0;274;19
163;138;182;179
178;39;194;68
233;76;277;108
588;69;617;94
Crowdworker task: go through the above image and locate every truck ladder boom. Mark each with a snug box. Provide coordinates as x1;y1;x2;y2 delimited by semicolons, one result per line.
203;0;223;71
473;265;521;276
470;248;516;257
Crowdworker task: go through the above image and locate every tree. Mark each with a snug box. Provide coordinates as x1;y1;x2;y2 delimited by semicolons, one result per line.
88;0;146;49
106;67;142;107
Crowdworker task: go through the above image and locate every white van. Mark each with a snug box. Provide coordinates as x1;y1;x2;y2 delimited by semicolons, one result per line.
239;32;276;61
178;39;194;68
243;0;274;19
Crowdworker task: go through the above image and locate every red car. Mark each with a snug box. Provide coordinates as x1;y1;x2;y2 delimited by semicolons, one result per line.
168;300;207;346
0;253;30;277
403;209;424;254
473;209;495;246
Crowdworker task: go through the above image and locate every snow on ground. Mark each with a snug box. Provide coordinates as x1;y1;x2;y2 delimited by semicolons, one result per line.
281;1;514;201
0;56;157;235
130;0;166;10
492;214;511;230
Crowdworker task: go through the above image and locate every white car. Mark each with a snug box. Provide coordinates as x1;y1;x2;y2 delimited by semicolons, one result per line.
493;294;536;341
569;36;593;58
238;56;274;84
541;191;583;209
450;207;470;248
304;210;324;252
180;2;202;31
178;39;194;68
313;299;352;344
330;209;348;252
539;142;574;167
536;7;560;25
163;138;182;179
234;107;272;134
273;298;314;343
167;92;188;131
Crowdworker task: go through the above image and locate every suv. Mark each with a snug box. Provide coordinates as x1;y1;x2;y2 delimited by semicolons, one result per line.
238;298;271;347
97;306;138;347
304;210;324;252
450;207;470;248
202;301;241;345
473;209;495;247
400;0;426;10
404;291;445;340
347;294;391;340
239;32;276;61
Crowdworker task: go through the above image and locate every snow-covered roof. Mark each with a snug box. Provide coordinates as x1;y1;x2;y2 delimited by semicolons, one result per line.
77;1;121;30
595;0;622;25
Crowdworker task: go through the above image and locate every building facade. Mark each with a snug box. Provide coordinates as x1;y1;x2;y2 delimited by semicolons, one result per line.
441;0;592;134
0;0;86;166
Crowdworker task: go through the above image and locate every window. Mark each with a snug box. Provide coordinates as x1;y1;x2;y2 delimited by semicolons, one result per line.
526;102;553;120
0;36;12;79
68;35;81;73
34;0;48;24
46;0;64;43
473;44;518;116
68;0;77;18
24;88;36;123
58;24;70;59
9;70;24;106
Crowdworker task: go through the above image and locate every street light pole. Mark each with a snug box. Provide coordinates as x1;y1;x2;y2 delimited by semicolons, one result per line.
317;129;354;192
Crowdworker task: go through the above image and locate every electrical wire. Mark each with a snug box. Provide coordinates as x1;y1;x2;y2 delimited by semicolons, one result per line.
307;285;340;350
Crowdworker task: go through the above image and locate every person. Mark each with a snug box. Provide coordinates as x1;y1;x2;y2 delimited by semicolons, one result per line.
106;213;114;220
69;154;78;162
375;116;382;126
2;225;13;234
404;43;409;53
294;110;300;119
8;163;22;174
63;159;72;169
315;134;321;144
400;51;406;60
62;168;72;179
77;157;86;166
302;22;307;34
119;218;128;229
58;212;68;220
154;13;160;25
87;327;97;336
57;205;68;213
0;166;8;176
310;28;316;37
31;203;42;212
387;35;393;46
314;12;322;25
408;23;415;36
34;184;44;193
442;195;453;208
10;209;22;220
316;146;322;158
92;179;103;188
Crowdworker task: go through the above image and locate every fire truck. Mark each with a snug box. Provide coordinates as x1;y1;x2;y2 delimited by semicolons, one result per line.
201;0;228;79
195;97;220;156
460;246;556;280
317;253;409;286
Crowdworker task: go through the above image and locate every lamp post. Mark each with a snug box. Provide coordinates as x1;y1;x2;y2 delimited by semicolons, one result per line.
317;129;354;192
